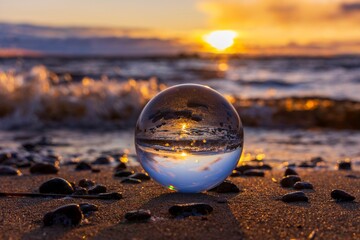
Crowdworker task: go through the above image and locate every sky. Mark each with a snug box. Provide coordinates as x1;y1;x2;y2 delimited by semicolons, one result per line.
0;0;360;55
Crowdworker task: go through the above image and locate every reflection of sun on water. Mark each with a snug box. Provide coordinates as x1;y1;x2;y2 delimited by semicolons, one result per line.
204;30;238;51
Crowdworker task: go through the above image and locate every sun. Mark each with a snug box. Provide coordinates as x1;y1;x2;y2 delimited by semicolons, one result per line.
204;30;238;51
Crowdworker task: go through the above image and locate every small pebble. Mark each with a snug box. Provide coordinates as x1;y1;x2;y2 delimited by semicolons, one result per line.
169;203;213;218
97;192;122;200
331;189;355;202
293;181;314;190
121;177;142;184
217;198;228;204
0;166;22;176
281;191;308;203
129;172;151;181
125;209;152;222
93;155;114;165
73;187;87;195
30;163;59;174
280;175;301;188
337;161;351;170
284;168;298;176
235;165;256;173
43;204;83;227
78;179;95;188
39;178;74;194
208;180;240;193
310;156;325;165
88;184;107;195
79;203;98;215
345;174;359;179
298;161;315;168
0;152;12;163
115;162;127;171
75;161;92;171
243;169;265;177
91;168;101;173
114;170;134;177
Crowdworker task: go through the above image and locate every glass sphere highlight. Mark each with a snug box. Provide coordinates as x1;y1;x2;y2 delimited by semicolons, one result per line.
135;84;243;193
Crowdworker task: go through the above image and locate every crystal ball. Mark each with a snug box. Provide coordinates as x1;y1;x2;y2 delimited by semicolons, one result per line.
135;84;243;193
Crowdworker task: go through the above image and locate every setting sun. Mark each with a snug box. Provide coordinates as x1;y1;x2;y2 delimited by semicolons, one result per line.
204;30;238;51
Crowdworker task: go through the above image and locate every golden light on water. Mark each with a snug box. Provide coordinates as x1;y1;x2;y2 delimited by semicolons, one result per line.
204;30;238;51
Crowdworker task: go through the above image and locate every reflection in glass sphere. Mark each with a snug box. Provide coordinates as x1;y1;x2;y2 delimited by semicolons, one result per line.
135;84;243;193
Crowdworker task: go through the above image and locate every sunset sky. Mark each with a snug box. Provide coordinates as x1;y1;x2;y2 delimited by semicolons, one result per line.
1;0;360;55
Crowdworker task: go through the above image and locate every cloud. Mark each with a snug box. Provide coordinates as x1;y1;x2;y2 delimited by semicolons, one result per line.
0;23;194;56
197;0;360;45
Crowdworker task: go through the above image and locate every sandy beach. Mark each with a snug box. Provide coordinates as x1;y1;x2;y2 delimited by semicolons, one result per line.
0;166;358;240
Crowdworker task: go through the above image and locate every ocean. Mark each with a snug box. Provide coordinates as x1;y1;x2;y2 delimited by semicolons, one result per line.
0;56;359;168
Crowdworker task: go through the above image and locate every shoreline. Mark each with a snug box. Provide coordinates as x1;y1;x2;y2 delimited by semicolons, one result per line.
0;166;358;239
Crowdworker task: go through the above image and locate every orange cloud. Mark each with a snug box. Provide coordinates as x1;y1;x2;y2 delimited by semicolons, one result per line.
197;0;360;48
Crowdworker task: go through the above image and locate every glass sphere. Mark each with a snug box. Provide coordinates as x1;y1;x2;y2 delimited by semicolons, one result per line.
135;84;243;193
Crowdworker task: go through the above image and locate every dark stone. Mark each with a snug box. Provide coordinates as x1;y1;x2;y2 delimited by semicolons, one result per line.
208;180;240;193
293;182;314;190
129;172;151;180
114;170;134;177
280;175;301;188
22;143;38;152
79;203;98;215
43;204;83;227
169;203;213;217
30;163;59;174
243;170;265;177
97;192;122;200
345;174;359;179
235;165;256;173
115;162;127;171
298;161;315;168
93;156;114;165
0;166;22;176
284;168;298;176
125;209;151;221
88;185;107;195
230;170;241;177
310;156;325;165
75;161;92;171
39;178;74;194
337;161;352;170
78;179;95;188
16;161;31;168
258;164;272;170
331;189;355;201
0;153;12;163
121;177;142;184
91;168;101;173
73;187;87;195
281;191;308;203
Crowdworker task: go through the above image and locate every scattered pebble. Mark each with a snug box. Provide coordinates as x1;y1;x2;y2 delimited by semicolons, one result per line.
114;170;134;177
129;172;151;181
0;166;22;176
75;161;92;171
73;187;87;195
97;192;122;200
298;161;315;168
345;174;359;179
208;180;240;193
30;163;59;174
331;189;355;202
88;185;107;195
79;203;98;215
78;179;95;188
284;168;298;176
281;191;308;203
93;156;114;165
39;178;74;194
280;175;301;188
293;181;314;190
216;198;228;204
125;209;152;222
337;160;352;170
91;168;101;173
43;204;83;227
115;162;127;171
169;203;213;218
121;177;142;184
310;156;325;165
243;169;265;177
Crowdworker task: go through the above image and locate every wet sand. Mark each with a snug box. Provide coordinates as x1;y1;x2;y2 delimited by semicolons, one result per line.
0;167;359;240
